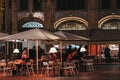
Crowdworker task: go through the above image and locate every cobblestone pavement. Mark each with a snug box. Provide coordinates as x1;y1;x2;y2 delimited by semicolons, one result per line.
0;63;120;80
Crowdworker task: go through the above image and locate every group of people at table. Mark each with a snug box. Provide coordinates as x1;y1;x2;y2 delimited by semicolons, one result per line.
9;45;89;76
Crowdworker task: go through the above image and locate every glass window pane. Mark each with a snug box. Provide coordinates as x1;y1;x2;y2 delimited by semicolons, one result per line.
117;0;120;8
20;0;28;10
33;0;42;11
56;0;85;10
101;0;111;9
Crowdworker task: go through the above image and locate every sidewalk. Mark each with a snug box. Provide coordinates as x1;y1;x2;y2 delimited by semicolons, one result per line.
0;63;120;80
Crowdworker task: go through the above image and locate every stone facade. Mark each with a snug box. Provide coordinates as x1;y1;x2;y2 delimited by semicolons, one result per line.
0;0;119;34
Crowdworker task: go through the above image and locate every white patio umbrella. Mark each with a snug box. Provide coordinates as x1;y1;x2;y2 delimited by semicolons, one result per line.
0;28;61;74
43;31;89;44
54;31;89;41
54;31;90;63
0;33;9;43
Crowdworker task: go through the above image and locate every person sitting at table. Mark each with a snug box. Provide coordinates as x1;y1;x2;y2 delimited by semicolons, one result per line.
67;49;78;62
21;47;30;63
48;54;54;61
53;53;60;62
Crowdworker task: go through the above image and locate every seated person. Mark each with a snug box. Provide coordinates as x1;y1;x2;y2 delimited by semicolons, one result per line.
67;50;77;62
53;53;60;62
21;50;30;63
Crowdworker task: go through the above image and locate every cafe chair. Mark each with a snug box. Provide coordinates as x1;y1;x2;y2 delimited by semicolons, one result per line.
69;62;79;76
41;62;54;76
60;62;73;76
3;62;13;76
20;61;34;76
84;59;95;71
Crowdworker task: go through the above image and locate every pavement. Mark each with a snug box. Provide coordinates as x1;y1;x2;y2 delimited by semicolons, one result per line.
0;63;120;80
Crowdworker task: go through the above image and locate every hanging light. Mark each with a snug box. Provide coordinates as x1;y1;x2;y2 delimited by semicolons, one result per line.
80;47;86;52
49;47;57;53
13;48;20;53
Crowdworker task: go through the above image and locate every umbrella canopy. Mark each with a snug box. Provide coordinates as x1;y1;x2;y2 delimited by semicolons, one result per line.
54;31;89;41
0;28;61;41
43;31;90;44
0;33;9;44
0;28;62;74
0;33;8;37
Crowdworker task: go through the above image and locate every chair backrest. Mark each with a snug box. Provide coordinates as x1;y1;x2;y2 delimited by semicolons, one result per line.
48;61;54;65
86;59;94;63
43;62;49;66
0;62;6;66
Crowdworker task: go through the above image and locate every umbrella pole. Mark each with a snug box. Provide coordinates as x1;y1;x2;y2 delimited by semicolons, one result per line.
36;40;39;74
59;41;63;65
27;40;29;58
6;42;9;60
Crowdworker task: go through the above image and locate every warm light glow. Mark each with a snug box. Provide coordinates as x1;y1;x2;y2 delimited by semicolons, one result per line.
80;47;86;52
13;49;20;53
49;47;57;53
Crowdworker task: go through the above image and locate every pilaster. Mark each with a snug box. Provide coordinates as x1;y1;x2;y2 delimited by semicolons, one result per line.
12;0;17;33
87;0;99;29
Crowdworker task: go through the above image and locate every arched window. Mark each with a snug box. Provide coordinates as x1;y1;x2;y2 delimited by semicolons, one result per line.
101;19;120;29
57;20;87;30
22;22;44;28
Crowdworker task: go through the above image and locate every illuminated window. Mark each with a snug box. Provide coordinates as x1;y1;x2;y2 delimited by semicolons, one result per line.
22;22;44;28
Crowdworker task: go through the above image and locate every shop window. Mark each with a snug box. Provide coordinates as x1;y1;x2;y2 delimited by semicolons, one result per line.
56;0;85;10
20;0;28;10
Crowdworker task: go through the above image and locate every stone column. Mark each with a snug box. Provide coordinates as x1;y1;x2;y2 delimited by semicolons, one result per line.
0;0;3;32
29;0;33;15
44;0;55;30
5;0;9;33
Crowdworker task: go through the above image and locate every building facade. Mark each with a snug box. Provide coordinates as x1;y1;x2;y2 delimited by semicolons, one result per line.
0;0;120;56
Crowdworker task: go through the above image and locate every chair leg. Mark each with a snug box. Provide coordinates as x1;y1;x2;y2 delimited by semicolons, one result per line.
27;67;30;76
41;68;44;74
71;69;75;76
64;70;68;76
46;69;49;77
